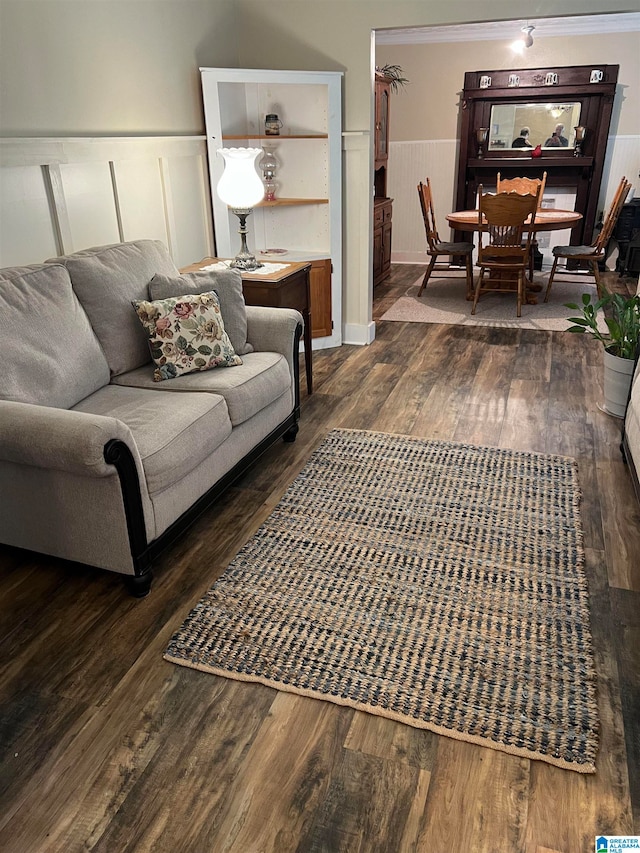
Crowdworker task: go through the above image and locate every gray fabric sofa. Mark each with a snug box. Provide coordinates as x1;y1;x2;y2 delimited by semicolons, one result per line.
0;240;303;595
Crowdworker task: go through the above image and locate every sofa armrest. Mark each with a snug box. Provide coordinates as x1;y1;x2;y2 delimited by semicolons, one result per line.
0;400;139;477
245;306;303;383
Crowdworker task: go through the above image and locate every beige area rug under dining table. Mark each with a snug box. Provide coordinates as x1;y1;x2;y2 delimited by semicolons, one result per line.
165;429;599;774
380;270;607;332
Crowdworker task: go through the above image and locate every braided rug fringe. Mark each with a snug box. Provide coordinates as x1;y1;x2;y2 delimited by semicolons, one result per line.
165;429;599;773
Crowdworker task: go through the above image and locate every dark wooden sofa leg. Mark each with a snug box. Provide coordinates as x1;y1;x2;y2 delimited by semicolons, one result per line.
127;570;153;598
283;423;299;442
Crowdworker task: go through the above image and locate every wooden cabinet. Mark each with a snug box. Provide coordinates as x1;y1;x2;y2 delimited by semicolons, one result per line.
308;258;332;338
239;261;313;395
373;198;393;287
373;75;393;286
200;68;343;349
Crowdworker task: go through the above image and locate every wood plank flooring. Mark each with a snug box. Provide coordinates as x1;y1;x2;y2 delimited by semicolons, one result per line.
1;264;639;852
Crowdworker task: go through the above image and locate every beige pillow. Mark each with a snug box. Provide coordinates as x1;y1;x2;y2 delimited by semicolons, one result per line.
149;269;253;355
132;291;242;382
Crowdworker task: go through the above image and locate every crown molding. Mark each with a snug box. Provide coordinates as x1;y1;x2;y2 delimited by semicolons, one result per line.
375;12;640;45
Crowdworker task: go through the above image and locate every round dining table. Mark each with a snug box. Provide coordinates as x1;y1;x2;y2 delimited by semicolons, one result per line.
446;208;583;303
446;208;583;232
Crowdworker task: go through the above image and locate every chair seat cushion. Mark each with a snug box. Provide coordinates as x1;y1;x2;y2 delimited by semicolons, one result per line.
433;241;474;254
72;385;232;495
552;245;599;258
112;351;291;427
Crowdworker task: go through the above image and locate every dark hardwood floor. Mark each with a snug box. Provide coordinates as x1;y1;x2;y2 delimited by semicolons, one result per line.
1;263;639;852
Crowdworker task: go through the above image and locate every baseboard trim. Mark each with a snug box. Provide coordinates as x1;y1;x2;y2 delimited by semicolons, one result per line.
343;321;376;345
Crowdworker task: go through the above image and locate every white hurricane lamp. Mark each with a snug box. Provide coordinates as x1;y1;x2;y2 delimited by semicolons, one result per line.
216;147;264;270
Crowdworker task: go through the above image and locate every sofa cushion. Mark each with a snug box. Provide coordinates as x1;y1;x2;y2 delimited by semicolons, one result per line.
112;351;291;427
72;384;232;495
50;240;179;377
0;263;110;408
132;291;243;382
149;269;254;355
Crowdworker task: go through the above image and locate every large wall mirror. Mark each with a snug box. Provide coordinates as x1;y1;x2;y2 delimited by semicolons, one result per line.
489;103;582;151
454;64;619;248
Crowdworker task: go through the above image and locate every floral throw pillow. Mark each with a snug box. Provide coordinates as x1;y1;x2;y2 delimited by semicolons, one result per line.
132;291;242;382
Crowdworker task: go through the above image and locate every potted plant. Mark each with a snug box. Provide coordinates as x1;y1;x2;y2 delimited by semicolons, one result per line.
374;64;409;92
565;287;640;417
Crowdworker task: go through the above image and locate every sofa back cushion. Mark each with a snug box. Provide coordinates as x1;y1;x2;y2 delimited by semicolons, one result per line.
0;263;110;408
149;268;254;355
51;240;179;376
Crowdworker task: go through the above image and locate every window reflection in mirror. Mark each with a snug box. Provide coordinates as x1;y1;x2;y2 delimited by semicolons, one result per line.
489;103;582;150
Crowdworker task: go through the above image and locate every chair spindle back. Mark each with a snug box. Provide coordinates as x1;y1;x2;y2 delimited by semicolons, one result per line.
592;176;631;252
417;178;441;251
477;186;541;265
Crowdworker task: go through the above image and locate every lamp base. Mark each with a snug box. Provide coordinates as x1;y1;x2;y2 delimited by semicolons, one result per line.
230;208;264;272
229;255;264;272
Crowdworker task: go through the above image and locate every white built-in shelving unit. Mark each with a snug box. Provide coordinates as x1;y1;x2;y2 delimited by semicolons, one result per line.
200;67;343;349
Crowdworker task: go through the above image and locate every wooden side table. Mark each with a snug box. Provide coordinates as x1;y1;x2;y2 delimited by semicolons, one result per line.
183;258;313;395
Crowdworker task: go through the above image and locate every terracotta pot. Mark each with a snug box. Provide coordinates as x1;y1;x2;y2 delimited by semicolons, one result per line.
603;348;635;417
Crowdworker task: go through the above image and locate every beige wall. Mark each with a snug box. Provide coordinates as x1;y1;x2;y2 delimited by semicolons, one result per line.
0;0;239;136
236;0;634;131
377;31;640;142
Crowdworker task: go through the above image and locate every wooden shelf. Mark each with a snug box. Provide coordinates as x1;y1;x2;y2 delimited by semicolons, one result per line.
257;198;328;207
469;156;594;168
222;134;328;140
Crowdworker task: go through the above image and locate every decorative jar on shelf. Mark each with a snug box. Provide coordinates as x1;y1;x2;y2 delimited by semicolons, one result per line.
265;114;282;136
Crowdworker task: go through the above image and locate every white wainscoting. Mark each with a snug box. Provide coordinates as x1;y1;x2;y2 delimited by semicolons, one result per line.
388;136;640;265
0;136;214;269
387;140;459;265
602;135;640;209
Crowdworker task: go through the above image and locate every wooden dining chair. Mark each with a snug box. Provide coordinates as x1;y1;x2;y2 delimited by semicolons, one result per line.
472;186;541;318
544;176;631;302
417;178;475;299
497;172;547;281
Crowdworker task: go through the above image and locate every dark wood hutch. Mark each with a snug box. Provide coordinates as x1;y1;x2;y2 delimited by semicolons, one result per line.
374;74;393;287
454;64;619;249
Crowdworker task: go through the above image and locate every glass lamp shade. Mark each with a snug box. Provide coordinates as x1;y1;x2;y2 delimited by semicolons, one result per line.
259;146;279;201
259;146;278;178
216;148;264;209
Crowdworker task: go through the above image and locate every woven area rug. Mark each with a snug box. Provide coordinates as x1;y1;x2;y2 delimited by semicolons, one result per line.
165;429;599;773
380;271;607;332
